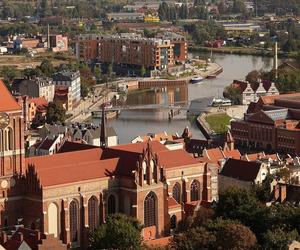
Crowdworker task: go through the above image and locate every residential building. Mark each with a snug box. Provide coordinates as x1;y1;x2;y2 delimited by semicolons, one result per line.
219;158;268;192
0;79;217;249
106;12;145;22
49;34;68;52
232;79;279;105
76;33;176;70
13;78;55;102
156;32;188;62
231;93;300;155
38;123;118;147
222;23;261;33
27;97;48;126
52;70;81;108
53;86;73;111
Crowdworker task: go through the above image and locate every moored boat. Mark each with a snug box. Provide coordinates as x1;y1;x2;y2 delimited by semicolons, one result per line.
190;76;204;84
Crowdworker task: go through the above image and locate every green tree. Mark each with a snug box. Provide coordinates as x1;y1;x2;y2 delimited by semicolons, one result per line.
94;66;102;81
107;63;113;78
140;66;146;77
0;66;18;90
172;218;257;250
223;85;242;104
263;227;298;250
46;102;66;123
38;59;54;77
90;214;142;250
215;187;270;240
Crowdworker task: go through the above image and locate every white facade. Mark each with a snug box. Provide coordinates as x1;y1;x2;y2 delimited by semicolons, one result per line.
242;80;279;105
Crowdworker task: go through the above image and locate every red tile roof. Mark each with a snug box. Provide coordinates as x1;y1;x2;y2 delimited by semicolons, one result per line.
168;197;180;208
220;158;262;182
58;141;98;153
206;148;224;162
29;97;48;106
0;80;21;112
157;149;199;169
223;149;241;159
26;141;199;187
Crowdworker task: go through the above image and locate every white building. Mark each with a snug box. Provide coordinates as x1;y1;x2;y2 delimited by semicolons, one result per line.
237;79;279;105
13;77;55;102
52;70;81;108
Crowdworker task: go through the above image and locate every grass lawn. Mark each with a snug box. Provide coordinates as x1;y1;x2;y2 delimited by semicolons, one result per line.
205;113;231;134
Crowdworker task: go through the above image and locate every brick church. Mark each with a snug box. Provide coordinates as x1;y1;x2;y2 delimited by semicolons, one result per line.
0;80;217;249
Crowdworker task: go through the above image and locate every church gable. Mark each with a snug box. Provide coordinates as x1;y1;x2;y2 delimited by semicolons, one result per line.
247;111;275;124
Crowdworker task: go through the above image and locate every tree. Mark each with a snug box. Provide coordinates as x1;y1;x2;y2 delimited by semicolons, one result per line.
0;66;18;90
246;70;261;82
172;218;257;250
263;227;298;250
90;214;142;250
223;85;242;104
38;59;54;77
46;102;66;123
172;226;216;250
94;66;102;81
140;66;146;77
215;187;270;240
107;63;113;78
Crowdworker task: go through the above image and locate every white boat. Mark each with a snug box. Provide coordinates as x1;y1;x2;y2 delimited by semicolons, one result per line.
211;98;232;107
190;76;204;84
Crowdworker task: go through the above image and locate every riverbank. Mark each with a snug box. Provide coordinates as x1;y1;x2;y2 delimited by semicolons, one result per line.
189;45;296;59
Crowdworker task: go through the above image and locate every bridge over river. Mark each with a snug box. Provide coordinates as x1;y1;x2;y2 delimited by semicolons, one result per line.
90;97;213;118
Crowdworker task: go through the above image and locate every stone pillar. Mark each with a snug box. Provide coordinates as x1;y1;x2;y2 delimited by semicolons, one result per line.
62;199;70;244
42;202;48;235
100;193;106;223
82;196;89;250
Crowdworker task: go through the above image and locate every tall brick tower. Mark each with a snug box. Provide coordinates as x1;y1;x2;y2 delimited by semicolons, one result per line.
0;80;25;226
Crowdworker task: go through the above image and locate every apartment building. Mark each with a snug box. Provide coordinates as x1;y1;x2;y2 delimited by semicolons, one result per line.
52;70;81;108
13;77;55;102
76;34;176;70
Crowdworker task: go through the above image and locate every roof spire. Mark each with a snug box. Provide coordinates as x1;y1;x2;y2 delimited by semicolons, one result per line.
100;104;107;148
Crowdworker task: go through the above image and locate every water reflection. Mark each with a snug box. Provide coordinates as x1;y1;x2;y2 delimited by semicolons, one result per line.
96;53;280;143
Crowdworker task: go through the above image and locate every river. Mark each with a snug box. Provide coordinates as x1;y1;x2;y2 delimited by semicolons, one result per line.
94;53;279;144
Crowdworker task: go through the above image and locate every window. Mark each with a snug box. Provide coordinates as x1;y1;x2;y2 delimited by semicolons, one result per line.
172;183;181;203
88;196;98;231
190;180;200;202
144;192;156;227
69;200;78;242
170;215;177;229
107;195;116;215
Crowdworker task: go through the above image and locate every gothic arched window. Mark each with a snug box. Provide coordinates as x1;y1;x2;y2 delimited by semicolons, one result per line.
107;195;116;215
88;196;99;231
190;180;200;202
144;192;156;227
172;183;181;204
69;200;78;242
